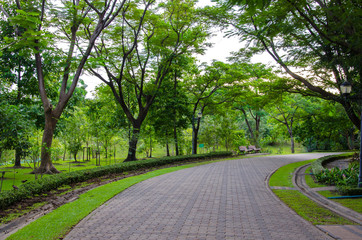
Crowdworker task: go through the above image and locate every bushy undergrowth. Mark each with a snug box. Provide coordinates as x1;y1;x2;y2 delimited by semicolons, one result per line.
315;162;358;187
310;153;352;175
311;153;362;195
0;152;232;210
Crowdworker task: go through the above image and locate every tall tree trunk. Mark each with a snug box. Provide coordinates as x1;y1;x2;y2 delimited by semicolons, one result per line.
255;115;261;147
241;108;255;144
288;127;295;153
174;126;179;156
192;126;199;155
149;136;152;158
290;134;295;154
33;113;61;174
14;149;21;168
124;125;140;162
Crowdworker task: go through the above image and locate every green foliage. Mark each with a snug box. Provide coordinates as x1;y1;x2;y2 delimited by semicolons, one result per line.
0;151;232;210
315;163;359;187
310;153;352;175
310;153;362;195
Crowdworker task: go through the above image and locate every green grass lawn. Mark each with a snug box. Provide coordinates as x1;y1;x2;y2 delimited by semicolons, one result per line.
0;157;124;192
5;159;232;240
269;160;314;187
318;191;362;214
272;189;354;225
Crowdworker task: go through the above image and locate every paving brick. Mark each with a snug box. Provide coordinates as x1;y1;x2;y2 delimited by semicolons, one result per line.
64;153;339;240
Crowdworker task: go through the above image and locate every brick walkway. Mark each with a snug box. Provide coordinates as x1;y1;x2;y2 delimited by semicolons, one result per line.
65;153;338;240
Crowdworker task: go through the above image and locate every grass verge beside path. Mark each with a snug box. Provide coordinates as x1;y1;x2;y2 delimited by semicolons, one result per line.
6;159;229;240
269;160;355;225
318;191;362;214
272;190;353;225
269;160;314;187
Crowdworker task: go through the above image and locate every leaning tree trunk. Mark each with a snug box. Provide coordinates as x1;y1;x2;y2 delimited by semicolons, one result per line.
124;125;140;162
33;113;61;174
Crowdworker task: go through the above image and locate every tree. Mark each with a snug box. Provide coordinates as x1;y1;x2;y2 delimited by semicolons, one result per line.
185;61;239;154
87;0;209;161
0;0;126;173
0;102;33;167
266;94;307;153
147;58;192;156
227;58;278;147
294;99;355;151
62;107;86;162
86;85;126;164
211;0;362;129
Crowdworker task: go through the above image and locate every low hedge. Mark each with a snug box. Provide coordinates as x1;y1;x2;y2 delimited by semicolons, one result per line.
0;151;232;211
310;153;353;175
310;153;362;195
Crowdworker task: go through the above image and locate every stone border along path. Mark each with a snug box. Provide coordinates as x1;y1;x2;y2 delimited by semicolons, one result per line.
62;153;356;240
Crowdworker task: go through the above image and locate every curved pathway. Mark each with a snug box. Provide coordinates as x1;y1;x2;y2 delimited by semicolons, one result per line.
65;153;339;240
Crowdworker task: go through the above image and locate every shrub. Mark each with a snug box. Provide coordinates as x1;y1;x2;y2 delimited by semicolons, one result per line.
314;162;358;187
311;153;362;195
0;151;232;210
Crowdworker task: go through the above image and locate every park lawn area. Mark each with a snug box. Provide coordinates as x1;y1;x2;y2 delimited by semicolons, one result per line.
317;191;362;214
269;159;315;187
0;158;124;192
5;158;234;240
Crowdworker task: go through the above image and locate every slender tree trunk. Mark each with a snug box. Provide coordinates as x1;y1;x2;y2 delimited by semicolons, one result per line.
288;128;295;153
192;127;199;155
255;115;261;147
174;126;179;156
149;136;152;158
290;135;295;153
241;108;255;144
33;113;61;174
166;141;170;157
14;149;21;168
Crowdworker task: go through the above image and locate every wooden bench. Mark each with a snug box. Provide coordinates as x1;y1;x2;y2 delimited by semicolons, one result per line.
238;146;253;154
248;145;261;153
